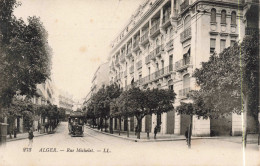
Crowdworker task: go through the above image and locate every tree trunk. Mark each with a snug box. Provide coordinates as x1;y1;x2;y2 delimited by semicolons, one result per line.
127;117;129;138
136;115;143;139
110;117;113;134
119;117;121;136
188;115;193;148
242;94;248;149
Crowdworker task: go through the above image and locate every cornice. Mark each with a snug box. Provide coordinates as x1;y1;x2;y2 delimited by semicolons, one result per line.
110;0;164;55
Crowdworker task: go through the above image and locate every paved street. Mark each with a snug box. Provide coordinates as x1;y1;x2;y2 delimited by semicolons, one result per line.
0;122;259;166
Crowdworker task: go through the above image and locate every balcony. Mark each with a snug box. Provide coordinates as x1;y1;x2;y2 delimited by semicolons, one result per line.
180;0;189;12
150;21;160;38
180;27;191;43
126;49;132;58
165;38;174;51
245;27;259;36
130;65;134;74
115;58;120;66
140;64;175;85
136;60;142;69
179;87;191;99
155;45;163;57
140;31;149;45
175;57;192;72
133;41;140;52
162;12;171;29
120;54;125;62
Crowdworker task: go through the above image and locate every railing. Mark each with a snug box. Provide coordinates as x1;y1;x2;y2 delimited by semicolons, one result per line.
165;38;174;50
136;60;142;69
130;65;134;74
126;48;132;57
115;58;119;65
180;0;189;12
120;54;125;62
175;57;191;71
150;21;160;35
141;31;149;43
179;87;191;99
162;12;171;24
138;64;175;85
155;45;162;56
180;27;191;43
245;27;259;35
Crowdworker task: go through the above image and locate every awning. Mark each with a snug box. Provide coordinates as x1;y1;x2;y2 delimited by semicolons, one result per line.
183;46;190;56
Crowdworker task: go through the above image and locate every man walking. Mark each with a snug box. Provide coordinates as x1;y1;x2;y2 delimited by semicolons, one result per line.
28;128;34;147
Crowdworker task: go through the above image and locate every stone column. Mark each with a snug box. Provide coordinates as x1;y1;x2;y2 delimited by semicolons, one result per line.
161;112;167;134
232;113;242;136
19;117;23;133
142;118;145;132
151;114;156;133
192;115;210;136
174;112;181;134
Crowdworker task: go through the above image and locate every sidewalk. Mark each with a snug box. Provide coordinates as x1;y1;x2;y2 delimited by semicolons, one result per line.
6;124;60;142
87;126;259;144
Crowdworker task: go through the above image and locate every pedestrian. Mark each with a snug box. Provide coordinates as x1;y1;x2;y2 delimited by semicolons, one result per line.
28;128;34;147
185;127;188;145
38;122;41;133
154;126;158;139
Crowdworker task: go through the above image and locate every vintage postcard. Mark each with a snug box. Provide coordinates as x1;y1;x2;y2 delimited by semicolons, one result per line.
0;0;259;166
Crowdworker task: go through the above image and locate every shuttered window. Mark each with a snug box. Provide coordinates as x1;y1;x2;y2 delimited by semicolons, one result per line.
210;38;216;53
220;39;226;52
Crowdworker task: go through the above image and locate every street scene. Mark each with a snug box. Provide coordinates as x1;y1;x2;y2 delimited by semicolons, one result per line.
1;122;259;166
0;0;260;165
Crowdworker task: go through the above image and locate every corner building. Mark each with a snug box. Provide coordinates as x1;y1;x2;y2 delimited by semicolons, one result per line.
109;0;259;136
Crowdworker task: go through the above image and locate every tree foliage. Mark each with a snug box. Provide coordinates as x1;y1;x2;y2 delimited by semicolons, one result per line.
0;0;52;107
176;35;259;121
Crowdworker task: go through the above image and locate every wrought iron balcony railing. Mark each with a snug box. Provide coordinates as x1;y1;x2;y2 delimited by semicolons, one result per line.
175;57;191;71
180;0;189;12
180;27;191;43
179;87;191;99
129;65;134;74
150;21;160;36
140;31;149;43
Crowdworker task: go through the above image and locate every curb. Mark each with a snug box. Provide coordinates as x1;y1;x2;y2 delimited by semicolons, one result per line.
86;126;186;142
6;123;60;142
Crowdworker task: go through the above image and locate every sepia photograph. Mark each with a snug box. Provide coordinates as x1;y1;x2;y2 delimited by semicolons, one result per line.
0;0;259;165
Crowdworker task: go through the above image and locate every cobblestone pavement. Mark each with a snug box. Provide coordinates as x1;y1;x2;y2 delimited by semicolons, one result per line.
0;122;259;166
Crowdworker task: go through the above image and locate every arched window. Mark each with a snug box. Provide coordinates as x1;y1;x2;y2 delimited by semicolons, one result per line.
211;8;216;23
231;11;236;25
184;15;191;29
221;10;226;24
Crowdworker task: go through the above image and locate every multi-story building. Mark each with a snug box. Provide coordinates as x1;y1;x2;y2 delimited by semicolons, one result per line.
91;62;110;94
109;0;259;136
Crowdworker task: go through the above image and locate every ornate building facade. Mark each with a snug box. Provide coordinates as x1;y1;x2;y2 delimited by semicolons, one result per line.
108;0;259;136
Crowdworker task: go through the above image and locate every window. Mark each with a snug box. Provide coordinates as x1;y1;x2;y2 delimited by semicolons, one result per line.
210;38;216;53
230;40;236;47
220;39;226;52
211;8;216;23
169;85;174;90
231;11;236;25
221;10;226;24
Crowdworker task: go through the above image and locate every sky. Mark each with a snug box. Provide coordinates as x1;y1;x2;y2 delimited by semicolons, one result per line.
13;0;141;101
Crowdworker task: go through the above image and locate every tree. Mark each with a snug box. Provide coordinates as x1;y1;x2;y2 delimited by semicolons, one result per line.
117;87;176;139
0;0;52;107
176;35;259;147
90;84;122;132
